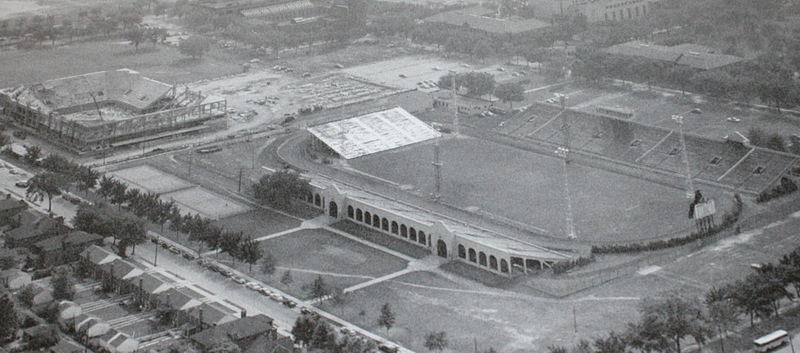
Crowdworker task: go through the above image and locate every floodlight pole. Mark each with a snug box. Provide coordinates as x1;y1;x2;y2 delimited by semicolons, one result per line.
558;94;576;239
673;115;694;199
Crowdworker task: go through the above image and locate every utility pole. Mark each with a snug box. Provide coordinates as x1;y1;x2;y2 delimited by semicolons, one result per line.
154;234;158;266
672;115;694;199
238;168;243;193
557;94;576;239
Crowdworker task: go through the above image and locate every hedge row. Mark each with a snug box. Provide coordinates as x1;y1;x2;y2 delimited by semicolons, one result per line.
552;255;596;275
756;177;798;203
592;194;743;254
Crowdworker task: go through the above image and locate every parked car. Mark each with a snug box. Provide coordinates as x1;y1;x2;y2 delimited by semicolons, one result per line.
15;180;29;188
398;74;407;78
270;293;282;301
13;131;26;139
282;299;297;308
300;307;313;315
379;344;399;353
232;276;247;284
258;288;273;296
726;116;741;123
246;282;261;291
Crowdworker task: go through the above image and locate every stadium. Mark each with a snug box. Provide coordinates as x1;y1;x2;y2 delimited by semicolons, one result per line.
0;69;227;153
300;101;799;275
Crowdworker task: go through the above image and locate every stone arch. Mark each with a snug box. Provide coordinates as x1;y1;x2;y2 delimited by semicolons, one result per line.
400;225;407;238
314;194;321;207
373;214;380;228
381;218;389;231
328;201;338;218
437;239;447;257
356;209;363;222
364;211;371;225
458;244;466;258
391;221;398;234
418;231;426;245
489;255;498;270
468;248;476;262
478;252;487;266
409;227;416;240
500;259;509;273
347;206;354;218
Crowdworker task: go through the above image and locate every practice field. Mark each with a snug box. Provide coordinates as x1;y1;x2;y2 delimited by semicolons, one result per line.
349;136;731;241
162;186;251;219
342;56;520;91
110;165;194;194
317;270;637;353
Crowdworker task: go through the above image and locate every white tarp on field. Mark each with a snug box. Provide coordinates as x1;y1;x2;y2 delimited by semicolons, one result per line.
307;107;441;159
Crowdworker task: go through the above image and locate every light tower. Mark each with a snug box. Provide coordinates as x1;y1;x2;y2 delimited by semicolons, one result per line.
672;114;694;199
555;94;577;239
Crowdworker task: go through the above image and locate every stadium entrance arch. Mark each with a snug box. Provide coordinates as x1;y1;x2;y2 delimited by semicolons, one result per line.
437;239;447;258
329;201;338;218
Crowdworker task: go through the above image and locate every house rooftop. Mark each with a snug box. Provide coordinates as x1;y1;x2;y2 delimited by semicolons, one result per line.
33;231;103;253
190;314;274;348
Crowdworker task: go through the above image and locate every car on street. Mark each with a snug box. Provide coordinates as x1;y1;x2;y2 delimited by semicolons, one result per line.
8;169;18;175
258;288;273;296
246;282;261;291
232;276;247;284
15;180;29;188
282;299;297;308
270;293;283;301
379;344;399;353
168;246;180;254
398;74;407;78
726;116;741;123
300;307;313;315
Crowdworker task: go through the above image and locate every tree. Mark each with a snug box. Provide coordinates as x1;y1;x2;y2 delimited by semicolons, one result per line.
705;286;738;353
494;82;525;109
747;128;767;147
125;25;145;51
281;270;294;285
98;175;116;200
291;315;316;347
666;65;696;97
51;270;75;301
253;170;312;209
76;166;99;196
753;264;794;317
423;331;448;352
638;292;710;353
0;294;19;340
178;36;210;59
766;134;786;152
260;253;276;276
310;275;329;299
594;331;628;353
377;303;396;333
17;284;36;307
23;145;42;165
0;134;9;149
311;321;335;349
548;346;568;353
27;172;66;212
240;237;263;272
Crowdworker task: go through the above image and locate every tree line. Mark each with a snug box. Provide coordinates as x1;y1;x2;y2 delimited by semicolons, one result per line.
552;242;800;353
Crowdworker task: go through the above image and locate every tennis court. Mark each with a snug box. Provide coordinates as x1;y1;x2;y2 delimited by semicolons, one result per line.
162;186;251;219
110;165;194;194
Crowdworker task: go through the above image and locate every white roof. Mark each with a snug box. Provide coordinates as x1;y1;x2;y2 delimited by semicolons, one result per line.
307;107;441;159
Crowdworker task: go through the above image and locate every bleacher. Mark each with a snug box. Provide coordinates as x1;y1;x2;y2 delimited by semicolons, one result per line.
497;103;798;194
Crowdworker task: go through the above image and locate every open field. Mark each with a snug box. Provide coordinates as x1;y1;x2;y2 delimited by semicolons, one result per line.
348;136;732;241
214;209;301;238
216;229;408;299
343;55;525;91
0;39;243;87
317;270;638;353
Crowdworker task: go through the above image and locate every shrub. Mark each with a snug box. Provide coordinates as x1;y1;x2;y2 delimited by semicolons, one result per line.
552;255;595;275
756;177;797;203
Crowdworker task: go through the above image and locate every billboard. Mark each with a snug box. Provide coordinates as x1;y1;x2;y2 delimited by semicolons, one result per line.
693;199;716;220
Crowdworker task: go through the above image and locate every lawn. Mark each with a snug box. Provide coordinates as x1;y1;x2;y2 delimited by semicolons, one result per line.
317;270;638;353
216;229;408;300
0;39;243;87
348;136;730;241
214;209;301;238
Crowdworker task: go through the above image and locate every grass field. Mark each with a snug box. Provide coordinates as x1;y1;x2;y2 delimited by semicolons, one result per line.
214;209;301;238
349;136;731;241
110;165;194;194
217;229;408;299
0;39;243;87
317;270;637;353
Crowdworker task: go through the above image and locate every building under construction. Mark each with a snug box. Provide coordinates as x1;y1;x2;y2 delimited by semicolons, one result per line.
0;69;226;153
